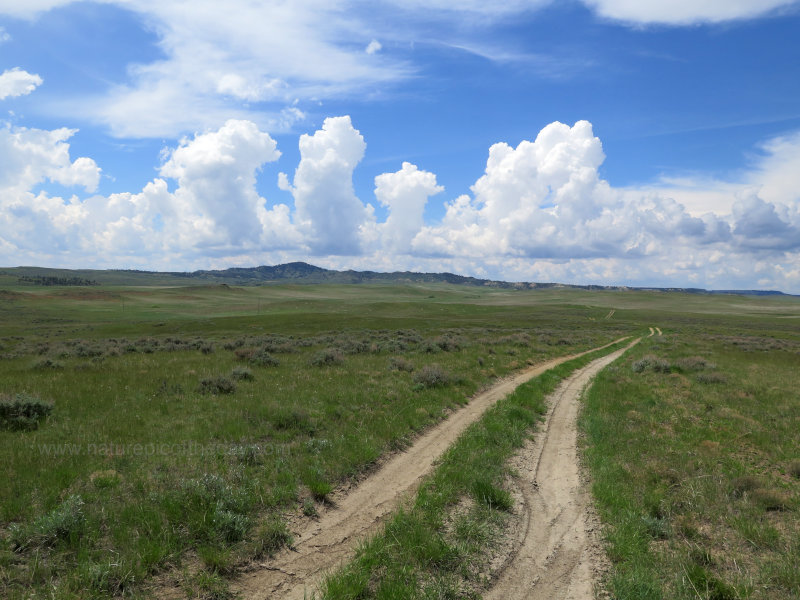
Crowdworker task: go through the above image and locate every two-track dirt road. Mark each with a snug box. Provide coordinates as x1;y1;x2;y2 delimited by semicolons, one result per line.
233;336;636;600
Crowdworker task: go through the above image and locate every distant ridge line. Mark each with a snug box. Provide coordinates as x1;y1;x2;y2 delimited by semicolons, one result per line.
2;262;793;297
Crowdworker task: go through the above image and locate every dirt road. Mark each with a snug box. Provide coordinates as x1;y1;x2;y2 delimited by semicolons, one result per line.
233;338;630;600
486;338;639;600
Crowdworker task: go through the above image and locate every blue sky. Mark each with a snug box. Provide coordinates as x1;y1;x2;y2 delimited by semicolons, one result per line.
1;1;800;291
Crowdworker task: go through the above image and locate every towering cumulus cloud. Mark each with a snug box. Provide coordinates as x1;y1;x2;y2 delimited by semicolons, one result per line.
375;162;443;253
281;116;370;255
414;120;723;260
159;119;287;251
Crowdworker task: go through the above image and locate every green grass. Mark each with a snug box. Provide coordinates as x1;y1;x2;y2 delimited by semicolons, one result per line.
581;329;800;599
0;282;631;599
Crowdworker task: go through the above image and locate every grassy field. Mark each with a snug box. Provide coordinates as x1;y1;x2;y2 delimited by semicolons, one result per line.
0;282;632;599
316;290;800;599
581;323;800;599
0;281;797;599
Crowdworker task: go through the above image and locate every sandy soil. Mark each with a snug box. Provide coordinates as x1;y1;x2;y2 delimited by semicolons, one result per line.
232;337;630;600
485;338;640;600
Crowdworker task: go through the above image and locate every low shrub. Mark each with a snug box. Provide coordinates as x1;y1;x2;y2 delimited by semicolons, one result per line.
309;348;344;367
412;364;452;389
696;372;727;385
632;355;671;373
230;366;254;381
0;393;53;431
32;357;64;370
674;356;715;372
388;356;415;372
198;377;236;395
249;349;280;367
10;494;85;550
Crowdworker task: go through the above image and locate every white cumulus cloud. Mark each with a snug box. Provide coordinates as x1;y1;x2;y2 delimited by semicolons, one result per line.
0;68;43;100
0;114;798;292
0;123;100;192
413;120;727;261
283;115;372;255
375;161;443;253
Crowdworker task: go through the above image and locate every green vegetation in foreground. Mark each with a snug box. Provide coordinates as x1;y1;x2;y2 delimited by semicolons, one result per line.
321;338;633;599
0;282;631;599
582;330;800;599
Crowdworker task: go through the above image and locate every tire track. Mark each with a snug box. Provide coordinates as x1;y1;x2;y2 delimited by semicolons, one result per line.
485;338;640;600
232;337;630;600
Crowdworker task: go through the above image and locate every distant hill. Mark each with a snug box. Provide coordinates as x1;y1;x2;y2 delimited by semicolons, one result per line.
0;262;793;296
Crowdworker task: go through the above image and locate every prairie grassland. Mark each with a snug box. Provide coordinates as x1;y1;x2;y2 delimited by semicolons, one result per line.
581;324;800;599
318;296;800;599
0;283;629;599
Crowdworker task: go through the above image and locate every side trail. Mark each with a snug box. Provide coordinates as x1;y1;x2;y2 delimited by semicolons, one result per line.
233;337;632;600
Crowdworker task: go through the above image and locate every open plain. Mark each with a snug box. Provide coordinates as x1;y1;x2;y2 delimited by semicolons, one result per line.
1;274;798;599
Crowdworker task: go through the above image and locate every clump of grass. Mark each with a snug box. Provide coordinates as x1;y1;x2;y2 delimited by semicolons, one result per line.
0;393;53;431
183;569;233;600
271;406;315;434
305;467;333;501
198;376;236;395
750;488;791;511
683;563;738;600
471;479;513;511
309;348;344;366
228;443;263;465
230;366;254;381
388;356;415;372
198;545;235;575
10;494;85;551
731;475;760;498
696;372;727;384
31;357;64;370
302;498;318;517
178;474;251;544
412;364;452;389
212;506;249;543
251;517;292;559
788;461;800;479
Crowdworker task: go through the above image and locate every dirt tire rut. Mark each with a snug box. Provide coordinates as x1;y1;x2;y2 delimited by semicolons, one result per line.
486;338;640;600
